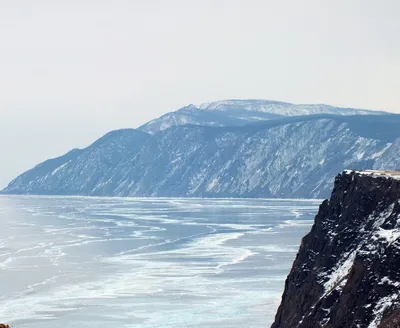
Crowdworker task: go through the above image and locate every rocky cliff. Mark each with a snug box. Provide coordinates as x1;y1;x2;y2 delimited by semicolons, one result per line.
271;170;400;328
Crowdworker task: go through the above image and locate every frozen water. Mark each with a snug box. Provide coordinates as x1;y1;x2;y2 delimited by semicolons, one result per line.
0;196;320;327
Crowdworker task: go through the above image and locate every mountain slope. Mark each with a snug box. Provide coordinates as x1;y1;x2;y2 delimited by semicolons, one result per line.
6;129;150;195
139;103;283;134
3;115;400;198
374;138;400;171
271;170;400;328
139;99;388;134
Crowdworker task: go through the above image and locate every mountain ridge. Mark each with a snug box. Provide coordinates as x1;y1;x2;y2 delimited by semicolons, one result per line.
197;99;386;115
3;113;400;198
139;99;389;134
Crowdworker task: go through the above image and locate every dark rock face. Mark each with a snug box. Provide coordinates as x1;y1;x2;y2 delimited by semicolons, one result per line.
379;309;400;328
271;170;400;328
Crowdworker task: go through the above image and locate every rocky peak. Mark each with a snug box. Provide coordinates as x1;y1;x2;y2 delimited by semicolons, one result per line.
272;170;400;328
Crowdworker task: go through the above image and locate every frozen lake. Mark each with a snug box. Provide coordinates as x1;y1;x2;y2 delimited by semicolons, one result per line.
0;196;320;327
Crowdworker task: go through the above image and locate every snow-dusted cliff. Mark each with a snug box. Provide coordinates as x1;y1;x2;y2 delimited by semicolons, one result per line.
271;170;400;328
3;114;400;198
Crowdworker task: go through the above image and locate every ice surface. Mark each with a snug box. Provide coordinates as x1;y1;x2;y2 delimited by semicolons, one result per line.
0;196;320;328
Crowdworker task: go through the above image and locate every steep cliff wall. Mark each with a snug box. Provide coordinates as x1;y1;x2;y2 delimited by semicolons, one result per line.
272;170;400;328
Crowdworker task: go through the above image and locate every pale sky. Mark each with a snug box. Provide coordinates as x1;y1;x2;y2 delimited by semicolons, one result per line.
0;0;399;188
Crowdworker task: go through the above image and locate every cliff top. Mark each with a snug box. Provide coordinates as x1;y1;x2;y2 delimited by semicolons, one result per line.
345;169;400;180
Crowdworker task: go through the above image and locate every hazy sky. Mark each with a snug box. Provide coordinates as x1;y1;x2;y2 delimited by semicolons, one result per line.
0;0;399;188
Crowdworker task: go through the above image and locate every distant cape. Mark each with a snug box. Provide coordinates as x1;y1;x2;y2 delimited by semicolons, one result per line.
2;99;399;199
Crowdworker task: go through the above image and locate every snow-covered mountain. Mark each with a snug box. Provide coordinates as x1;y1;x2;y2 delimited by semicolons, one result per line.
272;170;400;328
198;99;386;116
139;103;283;134
3;114;400;198
139;99;387;134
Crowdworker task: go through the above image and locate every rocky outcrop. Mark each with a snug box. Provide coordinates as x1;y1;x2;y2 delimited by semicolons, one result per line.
272;170;400;328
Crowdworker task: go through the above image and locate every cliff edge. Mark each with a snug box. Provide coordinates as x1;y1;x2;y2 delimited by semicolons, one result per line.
271;170;400;328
